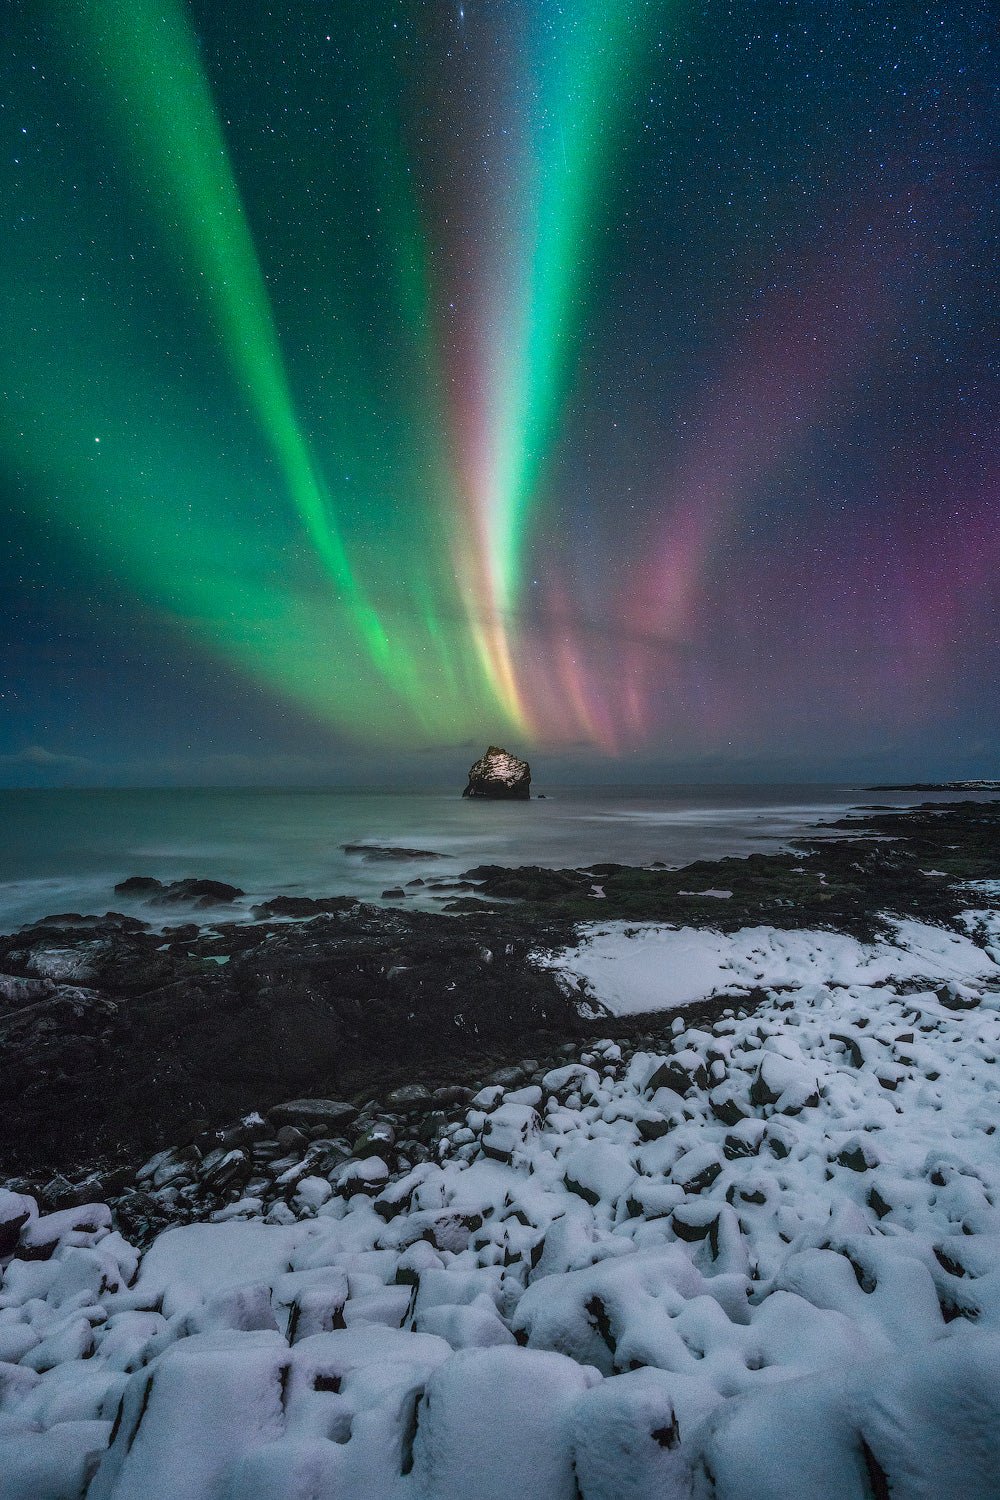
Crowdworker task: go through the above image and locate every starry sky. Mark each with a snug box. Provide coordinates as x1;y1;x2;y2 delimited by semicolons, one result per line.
1;1;997;785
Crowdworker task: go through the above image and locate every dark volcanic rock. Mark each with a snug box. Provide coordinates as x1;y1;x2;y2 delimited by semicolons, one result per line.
387;1083;434;1112
456;800;1000;936
1;797;996;1193
160;878;245;906
251;896;357;919
342;844;443;861
114;877;165;897
114;876;245;907
868;781;1000;792
268;1100;359;1132
0;899;582;1178
463;745;531;800
463;866;590;901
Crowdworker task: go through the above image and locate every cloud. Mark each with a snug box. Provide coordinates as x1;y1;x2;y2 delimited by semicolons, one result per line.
0;745;90;768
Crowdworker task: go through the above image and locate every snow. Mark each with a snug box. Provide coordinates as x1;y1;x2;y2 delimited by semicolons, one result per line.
692;1331;1000;1499
135;1222;311;1316
410;1347;596;1500
3;915;1000;1495
538;916;999;1015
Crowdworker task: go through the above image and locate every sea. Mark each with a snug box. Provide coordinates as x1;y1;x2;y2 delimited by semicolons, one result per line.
0;784;988;933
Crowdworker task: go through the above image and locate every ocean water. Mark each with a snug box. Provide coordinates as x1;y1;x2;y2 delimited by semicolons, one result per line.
0;784;984;933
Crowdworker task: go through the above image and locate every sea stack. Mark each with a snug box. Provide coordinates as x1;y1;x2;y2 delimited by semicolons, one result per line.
463;745;531;800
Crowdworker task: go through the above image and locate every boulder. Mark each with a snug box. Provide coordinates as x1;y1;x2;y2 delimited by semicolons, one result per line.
463;746;531;800
112;876;244;906
161;879;245;906
250;896;356;918
387;1083;434;1112
114;876;165;896
267;1100;358;1132
342;843;443;860
0;1190;34;1257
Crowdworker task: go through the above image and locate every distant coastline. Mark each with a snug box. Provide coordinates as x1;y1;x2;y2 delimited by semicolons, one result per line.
867;780;1000;792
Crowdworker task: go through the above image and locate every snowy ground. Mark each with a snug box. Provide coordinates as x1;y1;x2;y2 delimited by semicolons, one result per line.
538;915;1000;1014
2;912;1000;1498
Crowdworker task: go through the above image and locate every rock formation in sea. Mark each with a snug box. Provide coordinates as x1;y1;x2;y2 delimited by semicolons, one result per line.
463;745;531;800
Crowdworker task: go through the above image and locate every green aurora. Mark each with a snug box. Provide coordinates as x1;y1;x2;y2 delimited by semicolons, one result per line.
3;1;996;773
0;0;655;746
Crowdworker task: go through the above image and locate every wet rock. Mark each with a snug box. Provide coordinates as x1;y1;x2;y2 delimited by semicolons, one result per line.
268;1100;359;1133
17;1201;111;1260
354;1121;397;1157
113;876;244;906
151;1147;201;1191
276;1125;310;1154
343;844;443;861
490;1066;525;1089
113;877;165;897
160;878;245;906
251;896;357;919
195;1115;269;1154
462;745;531;800
387;1083;434;1112
765;1124;794;1159
161;923;200;943
35;1176;77;1211
0;973;52;1004
200;1147;251;1194
137;1146;195;1187
461;866;587;902
88;1166;134;1199
432;1085;475;1108
251;1139;284;1165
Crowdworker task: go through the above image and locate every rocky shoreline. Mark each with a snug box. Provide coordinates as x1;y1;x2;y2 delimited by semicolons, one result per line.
9;996;750;1253
868;780;1000;792
0;797;999;1496
1;799;997;1221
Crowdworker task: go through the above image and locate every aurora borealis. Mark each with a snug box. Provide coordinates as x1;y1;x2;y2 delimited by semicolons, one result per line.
2;2;997;781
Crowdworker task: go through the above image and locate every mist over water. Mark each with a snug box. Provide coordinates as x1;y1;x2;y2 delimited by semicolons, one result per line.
0;784;984;932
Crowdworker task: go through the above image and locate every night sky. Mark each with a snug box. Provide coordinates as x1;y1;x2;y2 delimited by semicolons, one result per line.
2;2;997;785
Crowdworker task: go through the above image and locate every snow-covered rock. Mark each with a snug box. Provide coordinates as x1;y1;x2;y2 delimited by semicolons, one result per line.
2;916;1000;1496
462;745;531;800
